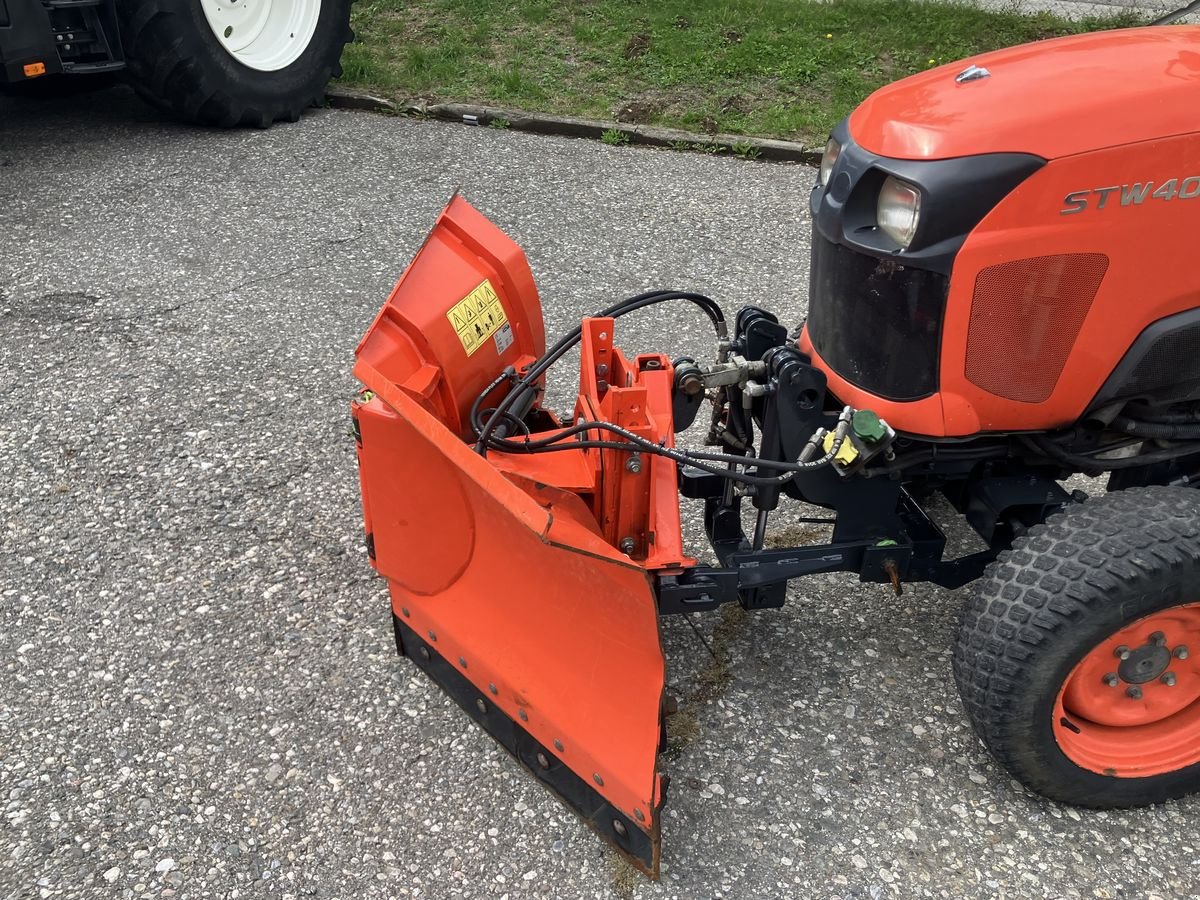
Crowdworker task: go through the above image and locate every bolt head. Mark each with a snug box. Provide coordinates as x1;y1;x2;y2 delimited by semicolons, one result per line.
400;607;410;618
1162;672;1178;687
1103;673;1120;687
458;656;467;669
625;456;642;474
537;752;550;769
418;646;430;661
1151;631;1167;647
519;709;528;722
488;683;498;695
1175;646;1190;660
619;537;636;555
612;819;627;837
1126;685;1143;700
554;740;564;752
475;698;487;714
1115;645;1131;660
593;773;604;787
427;630;437;642
634;808;645;822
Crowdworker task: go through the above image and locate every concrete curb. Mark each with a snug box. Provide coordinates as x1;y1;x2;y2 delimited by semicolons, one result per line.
325;89;819;165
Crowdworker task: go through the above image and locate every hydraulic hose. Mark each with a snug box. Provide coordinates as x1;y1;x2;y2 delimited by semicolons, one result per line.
1112;416;1200;441
474;291;726;454
1121;402;1200;425
1024;434;1200;473
486;407;855;487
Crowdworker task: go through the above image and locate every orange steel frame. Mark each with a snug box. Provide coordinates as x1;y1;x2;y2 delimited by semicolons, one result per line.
352;196;693;876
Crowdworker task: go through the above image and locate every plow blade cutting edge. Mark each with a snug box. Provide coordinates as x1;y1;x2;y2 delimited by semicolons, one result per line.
351;196;679;875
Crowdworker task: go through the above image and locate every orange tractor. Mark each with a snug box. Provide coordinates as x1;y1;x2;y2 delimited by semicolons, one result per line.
353;26;1200;876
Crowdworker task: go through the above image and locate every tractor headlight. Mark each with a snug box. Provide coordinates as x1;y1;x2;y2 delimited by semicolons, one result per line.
818;138;841;187
877;176;922;248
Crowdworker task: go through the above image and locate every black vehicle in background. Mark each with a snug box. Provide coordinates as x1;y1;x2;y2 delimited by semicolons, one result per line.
1;0;353;126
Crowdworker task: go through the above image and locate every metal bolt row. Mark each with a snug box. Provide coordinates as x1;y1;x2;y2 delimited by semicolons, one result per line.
1104;670;1180;689
1105;639;1189;697
403;615;648;829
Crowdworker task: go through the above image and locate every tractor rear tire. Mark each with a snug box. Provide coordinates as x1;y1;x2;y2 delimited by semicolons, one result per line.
953;486;1200;807
116;0;353;127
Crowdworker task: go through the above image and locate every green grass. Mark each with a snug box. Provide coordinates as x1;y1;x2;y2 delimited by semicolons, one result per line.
339;0;1145;145
600;127;631;146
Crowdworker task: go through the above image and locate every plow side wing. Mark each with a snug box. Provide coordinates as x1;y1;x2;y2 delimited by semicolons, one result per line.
351;195;669;875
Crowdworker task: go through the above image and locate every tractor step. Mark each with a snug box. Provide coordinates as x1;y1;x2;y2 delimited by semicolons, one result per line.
43;0;124;74
0;0;123;83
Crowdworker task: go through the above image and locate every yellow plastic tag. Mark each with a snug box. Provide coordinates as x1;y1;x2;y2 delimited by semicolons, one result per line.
446;279;509;357
823;430;860;465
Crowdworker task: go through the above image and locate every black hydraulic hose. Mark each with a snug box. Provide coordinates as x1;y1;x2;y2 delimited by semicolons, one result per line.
474;291;726;453
485;410;854;486
1155;0;1200;25
1112;416;1200;441
1024;434;1200;473
860;445;1009;478
469;367;517;436
1121;402;1200;425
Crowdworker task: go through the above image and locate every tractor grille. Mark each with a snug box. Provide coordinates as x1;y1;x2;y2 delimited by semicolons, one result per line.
807;236;948;401
1124;321;1200;399
965;253;1108;404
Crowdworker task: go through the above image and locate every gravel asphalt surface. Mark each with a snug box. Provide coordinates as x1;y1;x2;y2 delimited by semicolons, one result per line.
3;88;1199;900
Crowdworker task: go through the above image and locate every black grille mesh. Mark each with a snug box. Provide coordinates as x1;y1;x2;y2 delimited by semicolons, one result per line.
807;236;948;401
1126;322;1200;398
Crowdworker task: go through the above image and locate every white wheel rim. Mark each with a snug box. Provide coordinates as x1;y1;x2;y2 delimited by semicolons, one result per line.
199;0;322;72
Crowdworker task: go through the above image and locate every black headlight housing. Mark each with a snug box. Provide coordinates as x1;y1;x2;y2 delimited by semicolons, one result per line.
806;120;1044;401
811;119;1045;271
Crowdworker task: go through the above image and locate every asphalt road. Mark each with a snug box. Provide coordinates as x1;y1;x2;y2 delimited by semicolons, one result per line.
2;88;1198;900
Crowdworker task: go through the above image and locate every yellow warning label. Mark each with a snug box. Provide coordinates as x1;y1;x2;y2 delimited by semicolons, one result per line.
447;279;508;357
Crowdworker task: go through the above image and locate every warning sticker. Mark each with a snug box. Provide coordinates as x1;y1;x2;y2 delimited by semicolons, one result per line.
494;321;514;355
447;279;509;357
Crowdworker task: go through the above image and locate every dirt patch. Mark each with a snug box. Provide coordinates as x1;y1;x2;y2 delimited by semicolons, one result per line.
612;96;662;123
719;93;750;114
608;850;640;899
662;603;748;760
876;51;900;79
623;32;651;59
765;522;830;548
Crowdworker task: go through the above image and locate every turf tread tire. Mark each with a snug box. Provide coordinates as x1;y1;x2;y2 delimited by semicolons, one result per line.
116;0;353;127
953;485;1200;807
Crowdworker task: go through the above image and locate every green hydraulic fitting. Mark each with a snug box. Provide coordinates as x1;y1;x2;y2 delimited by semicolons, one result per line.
852;409;887;444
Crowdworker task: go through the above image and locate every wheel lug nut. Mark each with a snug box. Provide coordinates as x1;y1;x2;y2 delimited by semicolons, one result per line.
1151;631;1167;647
1115;645;1131;660
1126;685;1144;700
1175;645;1189;660
1162;672;1177;687
1102;673;1120;687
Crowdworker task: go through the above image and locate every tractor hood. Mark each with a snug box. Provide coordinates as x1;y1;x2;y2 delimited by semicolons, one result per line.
848;26;1200;161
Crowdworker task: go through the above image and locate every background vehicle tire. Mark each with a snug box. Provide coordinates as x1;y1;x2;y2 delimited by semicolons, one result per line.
954;486;1200;807
117;0;353;127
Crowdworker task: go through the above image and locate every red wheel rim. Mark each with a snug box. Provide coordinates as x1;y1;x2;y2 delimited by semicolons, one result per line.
1054;603;1200;777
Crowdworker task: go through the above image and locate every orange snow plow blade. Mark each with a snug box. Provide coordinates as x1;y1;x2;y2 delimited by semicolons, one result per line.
352;195;682;876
